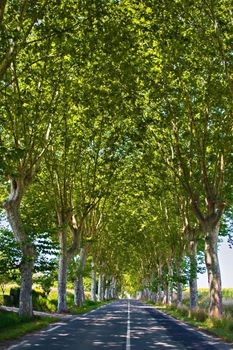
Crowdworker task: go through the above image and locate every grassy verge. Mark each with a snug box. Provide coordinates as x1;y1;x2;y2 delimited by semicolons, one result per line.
152;304;233;343
0;299;115;343
0;310;59;342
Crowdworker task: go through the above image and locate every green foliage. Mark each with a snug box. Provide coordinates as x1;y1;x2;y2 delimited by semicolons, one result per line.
0;228;59;280
0;0;233;320
0;310;24;329
191;309;208;322
0;311;58;342
212;316;233;333
2;287;57;312
0;229;21;279
177;306;189;318
34;271;57;296
157;299;233;342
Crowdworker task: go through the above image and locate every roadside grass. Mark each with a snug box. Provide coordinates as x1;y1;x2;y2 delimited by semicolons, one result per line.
0;285;115;343
146;289;233;343
0;310;59;342
163;306;233;343
144;289;233;343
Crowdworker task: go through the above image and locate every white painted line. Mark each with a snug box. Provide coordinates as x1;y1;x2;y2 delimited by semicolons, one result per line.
69;308;100;322
70;316;81;322
8;340;27;349
126;300;131;350
46;325;61;332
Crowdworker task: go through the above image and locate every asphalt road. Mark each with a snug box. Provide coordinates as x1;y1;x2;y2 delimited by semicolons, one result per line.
4;300;233;350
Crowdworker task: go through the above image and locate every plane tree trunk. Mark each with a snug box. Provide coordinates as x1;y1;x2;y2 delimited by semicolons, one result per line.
3;177;34;318
189;240;198;311
192;199;225;318
74;248;87;307
176;262;183;307
57;228;68;313
98;273;104;302
91;262;96;302
204;222;222;318
57;211;82;313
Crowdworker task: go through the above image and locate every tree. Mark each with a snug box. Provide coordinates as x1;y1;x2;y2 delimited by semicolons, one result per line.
0;0;82;317
135;0;233;318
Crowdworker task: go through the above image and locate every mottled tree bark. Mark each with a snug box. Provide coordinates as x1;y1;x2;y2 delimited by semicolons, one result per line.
74;248;86;306
110;277;117;299
3;177;34;318
157;265;163;303
104;281;110;300
191;198;224;318
91;262;96;302
74;275;85;307
205;223;222;318
169;265;173;305
189;241;198;311
19;244;34;318
164;285;169;305
57;212;82;313
176;262;183;307
97;273;104;302
57;229;68;313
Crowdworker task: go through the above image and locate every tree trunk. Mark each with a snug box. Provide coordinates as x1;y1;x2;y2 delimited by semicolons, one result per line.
157;265;163;303
150;292;157;303
176;282;183;308
97;273;104;302
19;244;34;318
74;275;84;307
204;223;222;318
164;285;169;305
110;277;117;299
176;261;183;307
189;241;198;311
73;248;86;306
191;197;224;318
104;277;111;300
3;179;34;318
169;266;173;305
91;262;96;302
57;230;68;313
157;286;162;303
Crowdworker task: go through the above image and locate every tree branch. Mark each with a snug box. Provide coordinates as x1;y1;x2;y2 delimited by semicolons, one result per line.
0;0;7;24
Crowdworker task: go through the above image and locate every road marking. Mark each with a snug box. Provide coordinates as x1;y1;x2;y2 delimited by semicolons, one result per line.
70;316;81;322
8;341;27;350
126;300;131;350
46;325;61;332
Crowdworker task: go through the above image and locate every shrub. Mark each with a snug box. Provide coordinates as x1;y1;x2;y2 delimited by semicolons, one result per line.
223;304;233;318
212;316;233;332
32;295;49;312
84;300;97;306
178;306;189;317
191;309;208;322
31;290;57;312
9;287;20;306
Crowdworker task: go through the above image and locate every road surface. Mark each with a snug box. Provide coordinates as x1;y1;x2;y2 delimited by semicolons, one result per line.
4;300;233;350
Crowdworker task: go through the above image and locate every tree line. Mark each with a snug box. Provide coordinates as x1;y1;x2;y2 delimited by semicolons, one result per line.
0;0;232;319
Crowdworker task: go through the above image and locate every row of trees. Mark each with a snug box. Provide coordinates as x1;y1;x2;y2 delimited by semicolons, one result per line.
0;0;233;319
